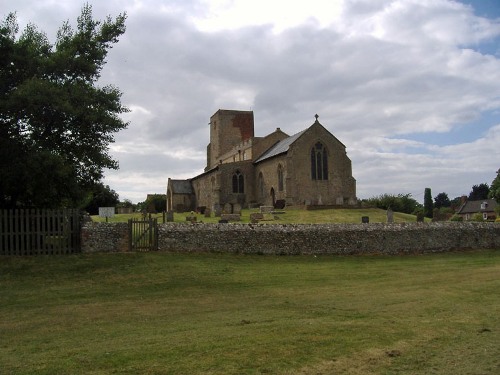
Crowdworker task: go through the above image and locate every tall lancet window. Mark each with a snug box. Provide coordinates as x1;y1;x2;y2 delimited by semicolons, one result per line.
232;170;244;193
311;142;328;180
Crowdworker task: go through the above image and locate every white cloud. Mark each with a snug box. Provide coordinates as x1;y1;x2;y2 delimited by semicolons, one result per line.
4;0;500;203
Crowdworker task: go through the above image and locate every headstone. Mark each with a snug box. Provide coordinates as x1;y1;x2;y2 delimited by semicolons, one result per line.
387;208;394;223
166;211;174;222
214;204;222;217
223;203;232;214
260;206;274;214
221;214;241;222
250;213;264;222
204;208;211;218
233;203;242;214
362;216;369;224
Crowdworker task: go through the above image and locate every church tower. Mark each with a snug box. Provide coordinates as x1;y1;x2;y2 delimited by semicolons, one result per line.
206;109;254;170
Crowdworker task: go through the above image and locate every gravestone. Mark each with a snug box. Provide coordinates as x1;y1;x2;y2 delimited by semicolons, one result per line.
362;216;369;223
250;213;264;223
223;203;233;214
166;211;174;222
204;208;211;218
214;204;222;217
260;206;274;214
233;203;242;214
387;208;394;223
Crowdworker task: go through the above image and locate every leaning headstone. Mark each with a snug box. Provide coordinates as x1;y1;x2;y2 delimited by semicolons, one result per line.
387;208;394;223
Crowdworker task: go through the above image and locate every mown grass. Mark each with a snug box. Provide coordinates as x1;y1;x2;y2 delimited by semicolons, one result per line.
1;250;499;374
92;207;421;224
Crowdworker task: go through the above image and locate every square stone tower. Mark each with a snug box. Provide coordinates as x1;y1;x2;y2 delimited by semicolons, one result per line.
206;109;254;170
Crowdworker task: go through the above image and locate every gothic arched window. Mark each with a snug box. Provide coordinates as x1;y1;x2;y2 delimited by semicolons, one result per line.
232;170;244;193
278;164;284;191
311;142;328;180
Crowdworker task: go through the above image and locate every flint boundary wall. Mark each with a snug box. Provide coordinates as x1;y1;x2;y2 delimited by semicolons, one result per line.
81;222;500;255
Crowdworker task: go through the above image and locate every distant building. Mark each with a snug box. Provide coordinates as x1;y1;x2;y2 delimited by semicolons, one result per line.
167;109;356;213
457;198;497;221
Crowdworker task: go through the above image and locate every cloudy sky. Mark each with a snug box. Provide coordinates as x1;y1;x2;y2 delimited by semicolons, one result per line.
5;0;500;203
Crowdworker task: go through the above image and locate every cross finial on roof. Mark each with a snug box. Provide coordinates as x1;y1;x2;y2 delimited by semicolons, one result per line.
314;114;319;122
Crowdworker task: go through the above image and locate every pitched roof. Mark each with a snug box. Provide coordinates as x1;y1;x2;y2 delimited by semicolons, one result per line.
169;179;193;194
457;198;497;214
254;129;307;164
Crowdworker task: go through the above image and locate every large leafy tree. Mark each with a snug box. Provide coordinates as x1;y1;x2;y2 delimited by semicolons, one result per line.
83;183;119;215
489;169;500;203
433;192;451;209
0;5;128;208
468;183;490;201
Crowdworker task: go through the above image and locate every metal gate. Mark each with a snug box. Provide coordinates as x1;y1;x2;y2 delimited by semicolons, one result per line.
0;209;81;255
128;218;158;251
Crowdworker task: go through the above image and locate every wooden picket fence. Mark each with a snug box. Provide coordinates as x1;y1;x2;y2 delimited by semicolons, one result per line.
0;209;81;256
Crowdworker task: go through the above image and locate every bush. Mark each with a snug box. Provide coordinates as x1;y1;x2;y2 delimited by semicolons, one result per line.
450;215;463;222
472;213;485;222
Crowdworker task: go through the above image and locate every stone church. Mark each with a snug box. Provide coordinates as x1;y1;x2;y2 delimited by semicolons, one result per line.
166;109;356;213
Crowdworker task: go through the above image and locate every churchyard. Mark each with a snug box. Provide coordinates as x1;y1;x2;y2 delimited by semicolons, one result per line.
1;250;499;374
90;207;421;224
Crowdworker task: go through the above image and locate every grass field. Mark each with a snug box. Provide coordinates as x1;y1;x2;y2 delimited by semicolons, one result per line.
91;207;422;224
1;250;499;374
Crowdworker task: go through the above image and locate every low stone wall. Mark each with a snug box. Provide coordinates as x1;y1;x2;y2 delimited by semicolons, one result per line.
157;222;500;255
81;222;500;255
81;222;128;253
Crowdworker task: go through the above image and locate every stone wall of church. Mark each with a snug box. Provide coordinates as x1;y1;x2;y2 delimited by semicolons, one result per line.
192;171;220;211
215;161;256;209
286;123;356;205
255;154;288;206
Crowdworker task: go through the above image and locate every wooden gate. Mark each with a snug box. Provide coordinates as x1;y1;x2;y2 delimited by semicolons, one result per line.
0;209;81;256
128;218;158;251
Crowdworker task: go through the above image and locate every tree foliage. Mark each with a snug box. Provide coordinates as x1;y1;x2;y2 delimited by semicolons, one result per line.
433;192;451;209
488;169;500;203
424;188;433;218
0;5;128;208
468;183;490;201
82;183;119;215
144;194;167;213
363;193;422;214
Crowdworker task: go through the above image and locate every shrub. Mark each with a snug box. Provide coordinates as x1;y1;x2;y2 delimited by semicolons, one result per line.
472;213;485;222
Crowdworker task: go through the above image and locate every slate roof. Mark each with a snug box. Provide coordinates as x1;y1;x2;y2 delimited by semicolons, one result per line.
169;179;193;194
254;129;307;164
457;198;497;214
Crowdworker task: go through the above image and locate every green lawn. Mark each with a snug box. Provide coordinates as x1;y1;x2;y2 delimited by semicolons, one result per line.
1;250;499;374
92;207;422;224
